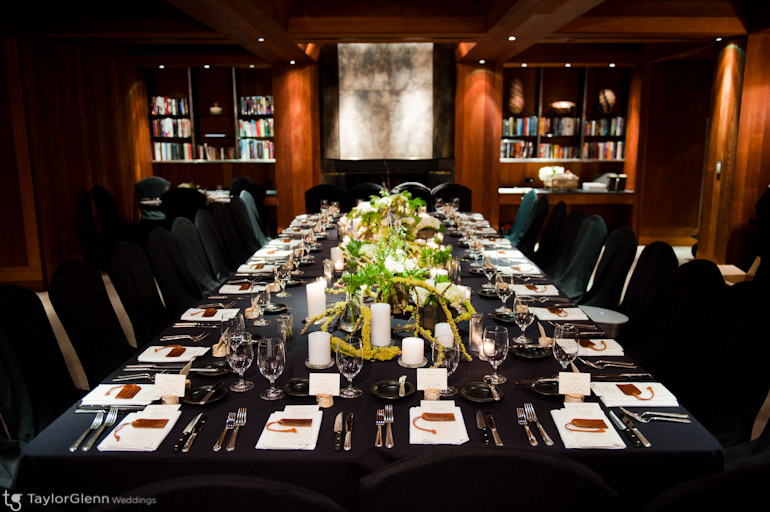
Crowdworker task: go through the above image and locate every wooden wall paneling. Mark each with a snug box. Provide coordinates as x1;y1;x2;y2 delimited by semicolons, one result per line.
697;37;746;262
455;62;502;227
273;62;321;229
622;66;643;234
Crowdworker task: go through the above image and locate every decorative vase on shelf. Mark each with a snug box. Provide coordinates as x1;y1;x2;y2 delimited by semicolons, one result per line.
209;102;223;115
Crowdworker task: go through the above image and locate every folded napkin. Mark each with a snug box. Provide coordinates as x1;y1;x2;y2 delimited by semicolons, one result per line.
81;384;158;406
180;308;239;322
532;307;589;321
512;284;560;296
486;249;524;259
497;263;541;276
97;405;182;452
409;401;469;445
219;284;258;294
137;346;210;363
256;405;323;450
255;248;292;258
577;338;624;357
591;382;679;407
238;263;278;274
551;402;626;449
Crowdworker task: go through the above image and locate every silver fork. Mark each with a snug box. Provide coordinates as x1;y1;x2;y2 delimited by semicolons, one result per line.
524;403;553;446
70;411;103;452
199;301;236;309
375;410;385;448
578;357;637;369
160;333;210;342
83;407;118;451
226;408;247;452
517;407;538;446
214;412;236;451
112;373;157;382
619;407;691;423
384;404;394;449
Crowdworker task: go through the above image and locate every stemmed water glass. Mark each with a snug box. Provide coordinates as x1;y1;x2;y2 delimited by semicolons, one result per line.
482;325;509;385
274;264;291;297
433;336;459;397
251;287;271;326
482;257;497;289
495;273;513;313
337;336;363;398
512;295;535;344
339;295;359;337
323;258;334;286
226;331;254;392
291;245;304;275
257;337;286;400
553;324;580;370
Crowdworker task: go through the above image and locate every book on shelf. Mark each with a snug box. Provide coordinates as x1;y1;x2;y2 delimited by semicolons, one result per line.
239;139;275;161
582;141;624;160
503;115;538;137
150;96;189;116
538;143;579;159
540;117;581;136
199;143;236;161
500;139;535;159
239;95;274;116
238;118;274;138
153;141;192;161
584;117;625;137
151;118;191;138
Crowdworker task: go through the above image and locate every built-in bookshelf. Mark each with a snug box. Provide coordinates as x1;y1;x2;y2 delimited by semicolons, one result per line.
147;68;195;161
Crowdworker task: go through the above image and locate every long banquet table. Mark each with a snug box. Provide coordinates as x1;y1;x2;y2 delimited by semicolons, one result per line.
14;215;722;510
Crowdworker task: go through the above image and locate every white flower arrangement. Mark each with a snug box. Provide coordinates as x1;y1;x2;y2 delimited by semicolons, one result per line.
538;165;566;182
415;214;441;232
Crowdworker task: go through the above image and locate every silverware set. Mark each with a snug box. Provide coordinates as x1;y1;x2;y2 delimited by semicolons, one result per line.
197;300;237;309
384;404;394;449
524;403;553;446
226;408;247;451
619;406;691;424
213;412;236;451
577;357;637;370
71;407;118;452
374;409;385;448
160;333;210;342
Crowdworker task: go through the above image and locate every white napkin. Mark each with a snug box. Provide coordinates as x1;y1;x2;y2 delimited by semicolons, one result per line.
486;248;525;259
180;308;239;322
532;307;589;321
497;263;541;275
551;402;626;449
409;401;469;445
256;405;323;450
97;405;182;452
577;339;624;357
255;248;292;258
80;384;158;406
591;382;679;407
137;346;210;363
512;284;560;296
237;263;277;274
219;284;258;295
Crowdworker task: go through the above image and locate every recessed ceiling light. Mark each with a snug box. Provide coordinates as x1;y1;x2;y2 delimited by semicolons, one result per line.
289;60;296;65
609;63;616;68
158;65;165;69
521;63;528;68
565;63;572;68
203;64;210;69
508;36;517;41
257;37;265;42
716;37;723;42
479;59;486;65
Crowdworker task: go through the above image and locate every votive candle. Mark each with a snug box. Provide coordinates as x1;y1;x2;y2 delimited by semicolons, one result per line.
308;331;331;366
402;337;424;365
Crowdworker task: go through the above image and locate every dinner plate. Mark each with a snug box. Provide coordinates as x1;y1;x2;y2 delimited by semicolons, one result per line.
492;312;516;324
370;380;416;400
283;378;310;397
195;360;232;377
478;289;498;299
286;279;307;287
181;384;228;405
266;303;288;314
511;343;552;359
459;382;503;403
526;379;559;396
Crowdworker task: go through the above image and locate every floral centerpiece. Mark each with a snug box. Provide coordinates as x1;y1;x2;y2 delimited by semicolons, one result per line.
302;190;474;362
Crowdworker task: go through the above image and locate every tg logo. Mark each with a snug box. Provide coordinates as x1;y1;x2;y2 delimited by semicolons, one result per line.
2;491;22;511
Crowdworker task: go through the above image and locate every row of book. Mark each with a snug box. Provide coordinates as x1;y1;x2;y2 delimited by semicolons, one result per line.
150;96;189;117
153;142;193;161
151;118;191;138
198;144;237;160
541;117;581;136
240;95;273;116
500;139;535;159
585;117;624;137
539;143;580;159
582;141;625;160
239;118;274;138
503;116;538;137
240;139;275;161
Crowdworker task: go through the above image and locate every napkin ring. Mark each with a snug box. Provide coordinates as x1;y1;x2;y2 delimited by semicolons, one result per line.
112;419;169;441
525;284;546;293
155;344;186;357
267;419;313;433
106;384;141;399
578;339;606;351
412;413;455;435
547;307;568;317
617;384;655;401
565;418;607;433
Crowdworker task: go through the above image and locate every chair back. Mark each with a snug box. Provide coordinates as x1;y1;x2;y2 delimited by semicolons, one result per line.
430;182;472;212
211;203;251;266
391;182;431;205
517;195;549;257
229;196;261;254
48;260;134;388
135;177;171;222
241;183;270;236
349;183;386;210
161;188;207;223
546;208;586;278
553;214;608;301
507;190;538;245
239;191;270;246
579;226;638;309
144;228;202;318
305;184;346;214
195;209;234;279
229;175;254;197
530;201;566;271
171;218;220;296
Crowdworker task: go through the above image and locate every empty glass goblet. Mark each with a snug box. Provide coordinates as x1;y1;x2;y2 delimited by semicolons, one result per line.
257;337;285;400
433;336;459;397
482;257;497;289
275;265;291;297
495;273;513;313
553;324;580;370
336;337;363;398
226;332;254;392
512;295;535;344
251;287;271;326
482;325;509;385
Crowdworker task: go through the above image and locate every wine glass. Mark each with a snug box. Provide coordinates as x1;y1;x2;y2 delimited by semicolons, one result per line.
251;287;271;326
226;332;254;392
495;273;513;313
553;324;580;370
452;197;461;212
339;295;359;337
434;197;444;213
291;245;304;275
336;336;363;398
323;258;334;285
257;337;286;400
482;257;497;289
433;336;459;397
482;325;509;385
512;295;535;344
274;264;291;297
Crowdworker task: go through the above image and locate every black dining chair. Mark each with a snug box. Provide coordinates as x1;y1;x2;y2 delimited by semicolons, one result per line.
48;259;135;388
0;328;28;490
229;175;254;197
135;176;171;223
553;214;607;301
430;182;472;212
91;185;130;268
161;188;207;223
507;189;537;246
517;194;549;258
229;196;262;254
109;241;174;348
579;225;638;309
390;182;432;206
211;203;252;266
349;183;386;210
171;218;221;296
305;184;346;214
92;474;347;512
240;183;270;237
544;208;586;278
195;209;236;279
0;285;84;436
530;200;566;271
239;190;270;246
144;228;203;319
360;447;619;512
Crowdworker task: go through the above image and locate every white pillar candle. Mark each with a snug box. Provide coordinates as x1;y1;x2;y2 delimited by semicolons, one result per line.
306;281;326;319
434;322;452;340
330;246;344;271
308;331;331;366
370;303;391;347
402;337;424;365
437;334;454;348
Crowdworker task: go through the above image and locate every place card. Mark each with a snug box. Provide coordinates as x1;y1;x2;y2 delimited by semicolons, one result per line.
308;373;340;396
154;374;187;397
420;400;456;412
283;405;320;419
558;372;591;396
417;368;447;391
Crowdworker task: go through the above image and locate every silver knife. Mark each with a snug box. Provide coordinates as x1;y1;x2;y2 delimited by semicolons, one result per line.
619;412;651;448
197;382;224;405
608;410;643;448
476;410;490;446
485;413;503;446
174;413;203;452
333;412;343;451
182;415;207;452
344;413;354;451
